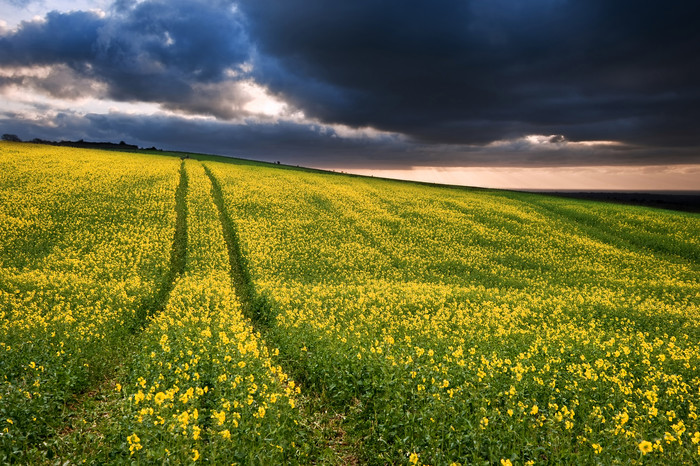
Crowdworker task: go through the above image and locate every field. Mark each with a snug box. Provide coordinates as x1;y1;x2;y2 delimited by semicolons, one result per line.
1;141;699;464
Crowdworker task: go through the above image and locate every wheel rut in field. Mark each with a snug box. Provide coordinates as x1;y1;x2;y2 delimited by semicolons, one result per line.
203;164;360;464
167;160;189;296
202;164;259;323
77;159;189;388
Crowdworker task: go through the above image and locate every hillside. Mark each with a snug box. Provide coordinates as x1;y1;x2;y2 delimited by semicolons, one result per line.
1;141;699;464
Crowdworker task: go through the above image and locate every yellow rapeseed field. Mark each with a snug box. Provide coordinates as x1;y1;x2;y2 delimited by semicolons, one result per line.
1;142;698;464
206;160;700;464
0;142;179;453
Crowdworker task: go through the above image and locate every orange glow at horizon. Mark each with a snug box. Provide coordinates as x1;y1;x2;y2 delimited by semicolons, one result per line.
334;165;700;191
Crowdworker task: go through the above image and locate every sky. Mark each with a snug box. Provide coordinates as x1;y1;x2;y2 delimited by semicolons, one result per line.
1;0;699;190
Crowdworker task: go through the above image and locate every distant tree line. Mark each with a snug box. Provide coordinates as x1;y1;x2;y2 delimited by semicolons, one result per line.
1;134;162;152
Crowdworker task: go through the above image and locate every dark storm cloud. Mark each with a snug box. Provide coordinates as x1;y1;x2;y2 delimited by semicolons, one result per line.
0;109;408;165
240;0;700;149
0;1;253;117
0;10;103;64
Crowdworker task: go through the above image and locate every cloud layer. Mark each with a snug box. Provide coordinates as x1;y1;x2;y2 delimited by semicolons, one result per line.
1;0;700;169
240;0;700;146
1;1;255;119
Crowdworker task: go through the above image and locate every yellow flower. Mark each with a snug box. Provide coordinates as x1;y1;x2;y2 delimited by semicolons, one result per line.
409;452;419;464
500;460;513;466
480;417;489;429
127;433;142;455
178;410;190;428
192;449;200;461
639;440;653;455
531;405;539;415
692;432;700;444
154;392;166;405
592;443;602;454
213;410;226;426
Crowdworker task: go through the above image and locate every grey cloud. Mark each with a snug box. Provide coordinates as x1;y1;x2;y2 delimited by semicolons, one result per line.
0;1;253;118
0;65;105;99
239;0;700;151
160;81;271;121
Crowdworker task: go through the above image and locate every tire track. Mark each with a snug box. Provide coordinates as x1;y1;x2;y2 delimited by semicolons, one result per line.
202;164;263;323
202;163;360;464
